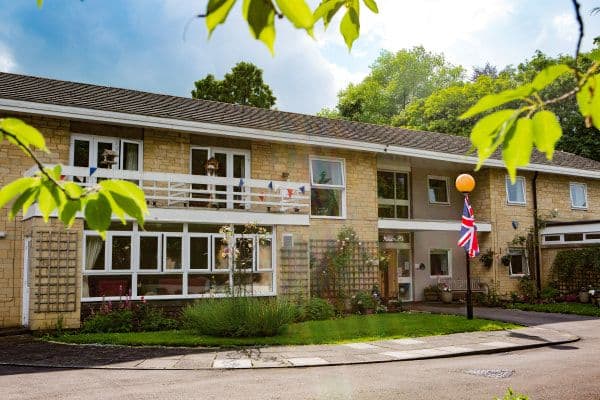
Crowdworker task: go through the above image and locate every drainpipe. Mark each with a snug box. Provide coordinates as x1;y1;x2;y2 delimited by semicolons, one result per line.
532;171;542;294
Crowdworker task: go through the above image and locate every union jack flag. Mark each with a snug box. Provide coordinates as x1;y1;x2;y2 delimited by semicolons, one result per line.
458;195;479;258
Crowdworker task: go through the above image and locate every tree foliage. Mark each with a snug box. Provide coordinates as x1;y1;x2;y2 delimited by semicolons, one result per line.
396;48;600;162
192;61;276;109
322;47;464;124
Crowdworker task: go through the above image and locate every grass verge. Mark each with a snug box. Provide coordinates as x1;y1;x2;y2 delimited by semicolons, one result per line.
51;312;518;347
507;302;600;317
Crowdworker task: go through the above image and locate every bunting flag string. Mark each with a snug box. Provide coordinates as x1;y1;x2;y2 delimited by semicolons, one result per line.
89;167;97;176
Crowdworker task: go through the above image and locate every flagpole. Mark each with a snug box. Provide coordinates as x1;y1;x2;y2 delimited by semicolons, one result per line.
465;248;473;320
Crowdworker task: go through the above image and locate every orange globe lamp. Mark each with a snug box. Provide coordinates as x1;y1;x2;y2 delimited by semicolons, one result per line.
455;173;476;194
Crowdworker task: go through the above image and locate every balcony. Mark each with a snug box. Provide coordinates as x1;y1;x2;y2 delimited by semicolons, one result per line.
25;165;311;225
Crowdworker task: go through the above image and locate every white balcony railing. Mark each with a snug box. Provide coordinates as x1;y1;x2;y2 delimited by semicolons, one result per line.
25;165;311;214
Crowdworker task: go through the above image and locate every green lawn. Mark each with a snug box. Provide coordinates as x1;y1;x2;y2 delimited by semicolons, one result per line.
507;302;600;317
51;312;518;347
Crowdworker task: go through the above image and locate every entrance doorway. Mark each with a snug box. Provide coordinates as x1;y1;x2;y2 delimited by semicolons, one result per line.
380;232;413;302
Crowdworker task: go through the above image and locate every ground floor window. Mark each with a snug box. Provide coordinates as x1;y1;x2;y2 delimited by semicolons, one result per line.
82;222;275;300
430;249;451;277
508;248;528;276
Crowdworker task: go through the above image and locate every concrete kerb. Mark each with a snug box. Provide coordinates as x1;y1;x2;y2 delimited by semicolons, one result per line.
0;328;580;371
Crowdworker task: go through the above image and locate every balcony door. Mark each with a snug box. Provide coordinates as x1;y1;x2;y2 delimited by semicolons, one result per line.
190;147;250;209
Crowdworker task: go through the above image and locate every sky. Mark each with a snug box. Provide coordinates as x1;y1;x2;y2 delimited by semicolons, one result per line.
0;1;599;115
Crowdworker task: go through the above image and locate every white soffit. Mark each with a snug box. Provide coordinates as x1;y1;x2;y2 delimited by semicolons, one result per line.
378;218;492;232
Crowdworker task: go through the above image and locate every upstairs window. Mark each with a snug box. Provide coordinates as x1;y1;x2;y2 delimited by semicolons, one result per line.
310;157;346;218
506;176;526;205
428;176;450;205
378;171;409;218
570;183;588;209
70;135;142;171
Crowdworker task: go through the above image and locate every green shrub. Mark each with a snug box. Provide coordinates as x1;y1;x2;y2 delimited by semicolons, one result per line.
81;301;178;334
540;286;559;303
182;297;296;337
351;291;376;313
518;276;538;303
302;297;335;321
82;309;133;333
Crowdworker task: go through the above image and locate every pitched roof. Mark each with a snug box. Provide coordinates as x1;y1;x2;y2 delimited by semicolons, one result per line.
1;72;599;173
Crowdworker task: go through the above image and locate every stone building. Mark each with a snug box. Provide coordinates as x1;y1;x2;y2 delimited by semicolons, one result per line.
1;73;600;330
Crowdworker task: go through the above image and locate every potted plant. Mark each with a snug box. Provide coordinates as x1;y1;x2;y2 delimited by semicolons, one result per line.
501;254;511;266
423;284;440;302
479;249;494;268
351;291;376;314
439;283;453;304
579;286;590;303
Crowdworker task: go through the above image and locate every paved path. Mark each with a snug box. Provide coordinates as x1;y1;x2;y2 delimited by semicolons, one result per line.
0;309;579;370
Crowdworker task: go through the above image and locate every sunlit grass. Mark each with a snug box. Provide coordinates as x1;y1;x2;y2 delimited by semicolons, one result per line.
507;302;600;317
51;312;518;347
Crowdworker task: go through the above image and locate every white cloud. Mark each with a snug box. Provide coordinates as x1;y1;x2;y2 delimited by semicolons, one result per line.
0;43;16;72
552;13;578;43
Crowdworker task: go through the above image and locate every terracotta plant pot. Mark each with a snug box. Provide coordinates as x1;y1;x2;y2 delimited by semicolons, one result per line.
440;291;453;304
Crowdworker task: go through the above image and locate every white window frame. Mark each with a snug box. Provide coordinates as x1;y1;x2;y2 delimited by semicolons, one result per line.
378;169;411;219
188;233;211;272
508;248;529;277
429;248;452;278
505;176;527;205
427;176;451;205
569;182;588;210
309;156;347;219
82;223;276;301
119;139;144;171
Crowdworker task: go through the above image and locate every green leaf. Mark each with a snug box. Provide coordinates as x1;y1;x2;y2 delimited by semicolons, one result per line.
0;118;47;151
9;186;39;219
460;84;533;119
532;110;562;160
577;74;599;128
59;199;81;227
314;0;344;29
37;0;43;7
587;48;600;62
0;177;38;209
63;182;84;199
84;193;112;238
531;64;572;92
38;183;58;222
591;77;600;131
206;0;237;37
362;0;379;13
470;109;518;168
503;117;534;182
340;5;360;50
275;0;314;30
99;179;148;227
243;0;276;54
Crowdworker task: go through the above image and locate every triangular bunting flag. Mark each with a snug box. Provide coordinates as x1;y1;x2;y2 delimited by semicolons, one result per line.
89;167;97;176
258;192;265;202
238;178;244;188
268;181;273;190
287;188;294;198
299;186;306;194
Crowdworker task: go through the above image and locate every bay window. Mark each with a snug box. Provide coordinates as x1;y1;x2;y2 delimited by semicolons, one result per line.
82;223;275;300
310;157;346;218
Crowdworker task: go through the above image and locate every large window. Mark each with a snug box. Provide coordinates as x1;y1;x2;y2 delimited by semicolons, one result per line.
570;183;588;209
82;223;275;300
430;249;451;277
310;157;346;218
427;176;450;205
506;176;526;205
508;249;528;276
378;171;409;218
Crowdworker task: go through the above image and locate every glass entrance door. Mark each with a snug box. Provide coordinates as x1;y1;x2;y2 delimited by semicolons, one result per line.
397;248;412;302
380;232;413;302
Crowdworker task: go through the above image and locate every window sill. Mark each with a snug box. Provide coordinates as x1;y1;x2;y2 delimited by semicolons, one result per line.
310;215;346;220
571;206;588;211
507;201;527;206
428;201;451;206
509;274;528;278
430;275;452;279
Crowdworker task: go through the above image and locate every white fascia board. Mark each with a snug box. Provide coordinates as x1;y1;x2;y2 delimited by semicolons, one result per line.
23;204;310;226
3;99;600;180
378;218;492;232
541;223;600;235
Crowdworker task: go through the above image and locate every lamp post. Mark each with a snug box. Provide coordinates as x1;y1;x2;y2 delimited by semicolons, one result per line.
455;173;476;320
